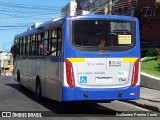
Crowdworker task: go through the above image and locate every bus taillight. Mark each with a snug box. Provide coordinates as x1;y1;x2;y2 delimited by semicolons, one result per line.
66;59;75;88
131;59;139;87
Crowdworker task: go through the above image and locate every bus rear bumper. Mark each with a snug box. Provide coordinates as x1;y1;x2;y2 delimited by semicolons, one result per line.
62;86;140;101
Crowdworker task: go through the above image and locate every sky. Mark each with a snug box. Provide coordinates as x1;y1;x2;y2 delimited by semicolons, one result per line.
0;0;71;51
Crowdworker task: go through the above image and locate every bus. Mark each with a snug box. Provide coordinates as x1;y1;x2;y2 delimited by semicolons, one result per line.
13;15;141;102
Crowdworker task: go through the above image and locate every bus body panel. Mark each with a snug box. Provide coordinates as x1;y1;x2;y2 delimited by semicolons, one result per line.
63;56;140;101
62;85;140;101
35;57;46;97
14;56;63;101
69;58;135;87
45;57;62;101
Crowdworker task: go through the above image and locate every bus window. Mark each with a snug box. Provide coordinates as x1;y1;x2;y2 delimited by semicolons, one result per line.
35;35;38;55
31;35;36;55
72;20;135;51
50;39;57;56
28;36;31;55
26;37;30;55
37;34;42;56
22;38;25;55
20;38;23;55
52;29;57;38
47;28;62;56
24;37;27;55
44;40;49;56
40;33;44;55
57;28;62;56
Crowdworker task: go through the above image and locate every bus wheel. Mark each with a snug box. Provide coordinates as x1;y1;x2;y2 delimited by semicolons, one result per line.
36;79;42;101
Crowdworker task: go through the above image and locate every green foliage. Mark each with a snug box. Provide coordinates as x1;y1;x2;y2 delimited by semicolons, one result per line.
141;57;160;77
157;50;160;67
146;48;159;57
155;39;160;47
156;0;160;4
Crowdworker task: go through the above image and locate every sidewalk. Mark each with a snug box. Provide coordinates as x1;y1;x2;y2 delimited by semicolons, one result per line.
127;87;160;112
126;73;160;112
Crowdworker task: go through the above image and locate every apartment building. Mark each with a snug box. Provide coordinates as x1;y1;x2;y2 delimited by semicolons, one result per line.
113;0;160;51
0;51;13;76
76;0;112;15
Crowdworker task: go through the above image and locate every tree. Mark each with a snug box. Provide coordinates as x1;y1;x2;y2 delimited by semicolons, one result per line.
156;0;160;5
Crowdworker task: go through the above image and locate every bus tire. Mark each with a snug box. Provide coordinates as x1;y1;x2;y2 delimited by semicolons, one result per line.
36;79;42;101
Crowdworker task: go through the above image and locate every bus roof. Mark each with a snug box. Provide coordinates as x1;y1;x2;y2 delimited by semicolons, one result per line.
70;14;137;20
15;17;65;38
14;15;138;39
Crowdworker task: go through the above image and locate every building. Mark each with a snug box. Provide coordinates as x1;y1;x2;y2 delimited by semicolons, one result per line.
112;0;160;53
112;0;136;16
76;0;112;15
0;51;13;76
137;0;160;48
61;1;77;17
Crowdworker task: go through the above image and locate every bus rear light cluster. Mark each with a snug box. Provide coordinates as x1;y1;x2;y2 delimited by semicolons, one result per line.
131;59;139;87
66;59;75;88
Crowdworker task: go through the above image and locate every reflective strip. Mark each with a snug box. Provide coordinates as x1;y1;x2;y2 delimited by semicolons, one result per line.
67;58;85;62
123;58;138;62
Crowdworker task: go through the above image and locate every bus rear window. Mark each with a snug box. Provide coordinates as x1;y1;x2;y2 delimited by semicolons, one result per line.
72;20;135;51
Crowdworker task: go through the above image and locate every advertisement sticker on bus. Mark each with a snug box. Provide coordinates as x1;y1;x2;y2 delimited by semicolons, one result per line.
80;76;87;84
118;35;131;44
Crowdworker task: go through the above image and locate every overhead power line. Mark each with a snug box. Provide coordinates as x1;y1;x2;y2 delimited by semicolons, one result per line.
0;2;58;10
0;25;28;27
0;1;69;31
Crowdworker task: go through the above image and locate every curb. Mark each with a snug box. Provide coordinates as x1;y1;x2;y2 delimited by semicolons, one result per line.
125;72;160;112
140;96;160;102
125;99;160;113
140;73;160;91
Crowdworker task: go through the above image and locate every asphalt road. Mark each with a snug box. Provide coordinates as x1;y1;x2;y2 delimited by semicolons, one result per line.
0;76;159;120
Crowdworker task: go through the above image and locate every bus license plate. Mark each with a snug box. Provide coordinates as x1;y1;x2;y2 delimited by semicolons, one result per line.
95;77;112;83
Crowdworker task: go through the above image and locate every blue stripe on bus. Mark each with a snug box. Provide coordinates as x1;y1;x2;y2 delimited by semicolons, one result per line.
62;85;140;101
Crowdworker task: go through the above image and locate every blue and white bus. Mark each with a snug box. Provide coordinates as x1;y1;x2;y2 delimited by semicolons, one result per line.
13;15;141;102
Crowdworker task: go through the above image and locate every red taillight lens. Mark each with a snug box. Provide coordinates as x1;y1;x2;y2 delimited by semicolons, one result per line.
66;59;75;88
131;59;139;87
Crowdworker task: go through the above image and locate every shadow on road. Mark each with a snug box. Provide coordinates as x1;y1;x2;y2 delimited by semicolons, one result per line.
6;83;120;116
